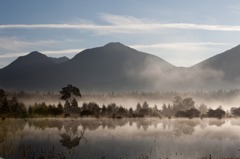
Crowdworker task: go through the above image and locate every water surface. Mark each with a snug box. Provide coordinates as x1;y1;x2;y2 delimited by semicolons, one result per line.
1;118;240;159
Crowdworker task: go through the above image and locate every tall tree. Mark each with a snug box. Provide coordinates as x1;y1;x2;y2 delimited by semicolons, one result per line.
60;84;81;107
0;89;8;114
71;98;78;108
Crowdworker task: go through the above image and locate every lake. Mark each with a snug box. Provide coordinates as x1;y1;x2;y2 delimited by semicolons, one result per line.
1;118;240;159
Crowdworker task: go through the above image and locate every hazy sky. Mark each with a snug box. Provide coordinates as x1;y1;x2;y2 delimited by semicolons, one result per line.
1;0;240;68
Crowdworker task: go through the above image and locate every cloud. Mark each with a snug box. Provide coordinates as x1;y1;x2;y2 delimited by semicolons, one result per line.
0;37;58;52
127;55;225;91
130;42;229;50
0;52;27;58
99;13;144;25
1;14;240;33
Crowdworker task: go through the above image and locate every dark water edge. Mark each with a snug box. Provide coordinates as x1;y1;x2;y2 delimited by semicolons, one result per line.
1;118;240;159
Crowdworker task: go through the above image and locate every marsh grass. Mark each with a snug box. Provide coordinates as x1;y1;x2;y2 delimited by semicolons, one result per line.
201;154;240;159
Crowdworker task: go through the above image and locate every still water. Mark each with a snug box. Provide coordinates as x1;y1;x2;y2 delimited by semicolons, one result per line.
0;118;240;159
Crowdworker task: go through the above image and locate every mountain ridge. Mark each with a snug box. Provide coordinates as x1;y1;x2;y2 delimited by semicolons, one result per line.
0;42;240;91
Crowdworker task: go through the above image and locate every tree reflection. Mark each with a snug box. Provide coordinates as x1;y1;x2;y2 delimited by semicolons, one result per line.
172;119;200;136
208;119;225;127
0;119;26;144
28;118;204;136
59;130;87;149
28;119;63;131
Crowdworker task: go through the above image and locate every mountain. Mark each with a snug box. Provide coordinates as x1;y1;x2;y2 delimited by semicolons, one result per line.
1;42;240;92
0;42;175;91
3;51;53;69
49;56;69;63
0;51;56;90
186;44;240;90
64;42;176;90
192;45;240;81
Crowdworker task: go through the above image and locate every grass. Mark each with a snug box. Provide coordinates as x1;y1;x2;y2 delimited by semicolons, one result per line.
201;154;240;159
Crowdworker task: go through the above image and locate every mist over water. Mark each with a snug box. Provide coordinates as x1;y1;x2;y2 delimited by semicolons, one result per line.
1;118;240;159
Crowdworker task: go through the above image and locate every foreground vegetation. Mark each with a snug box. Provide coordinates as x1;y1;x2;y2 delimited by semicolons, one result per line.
1;85;240;119
201;156;240;159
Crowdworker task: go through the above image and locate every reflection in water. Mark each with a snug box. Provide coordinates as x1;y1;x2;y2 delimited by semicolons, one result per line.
0;118;240;159
59;130;87;149
208;119;225;126
27;118;201;133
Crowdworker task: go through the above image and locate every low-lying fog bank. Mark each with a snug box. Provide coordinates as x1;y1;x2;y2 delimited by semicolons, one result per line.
13;90;240;111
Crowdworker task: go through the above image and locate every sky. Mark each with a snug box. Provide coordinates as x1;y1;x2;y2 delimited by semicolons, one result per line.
1;0;240;68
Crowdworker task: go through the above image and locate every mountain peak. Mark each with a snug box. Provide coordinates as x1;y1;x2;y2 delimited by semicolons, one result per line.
103;42;131;50
3;51;53;70
30;51;41;54
28;51;45;57
19;51;51;62
104;42;125;47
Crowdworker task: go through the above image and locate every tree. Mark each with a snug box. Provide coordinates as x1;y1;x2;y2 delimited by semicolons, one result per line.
57;103;63;109
0;89;6;99
207;108;225;119
199;104;208;115
141;101;150;115
172;96;195;113
9;96;19;113
152;105;159;116
182;98;194;110
129;108;133;115
136;103;142;113
0;89;7;114
71;98;78;108
173;96;182;107
231;107;240;116
60;84;81;107
64;101;71;110
101;105;107;115
0;98;9;114
28;106;33;115
175;108;200;118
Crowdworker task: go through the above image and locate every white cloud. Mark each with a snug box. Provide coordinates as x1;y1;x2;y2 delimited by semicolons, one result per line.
1;14;240;33
0;52;27;58
130;42;229;50
99;13;144;25
0;37;58;51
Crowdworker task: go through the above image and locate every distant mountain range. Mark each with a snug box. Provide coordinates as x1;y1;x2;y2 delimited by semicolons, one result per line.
0;42;240;92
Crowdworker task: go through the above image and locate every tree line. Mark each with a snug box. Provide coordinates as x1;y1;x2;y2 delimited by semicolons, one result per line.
1;84;240;119
6;88;240;105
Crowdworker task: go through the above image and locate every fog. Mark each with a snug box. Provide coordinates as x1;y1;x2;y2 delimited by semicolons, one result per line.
127;56;235;91
10;55;240;111
17;89;240;111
